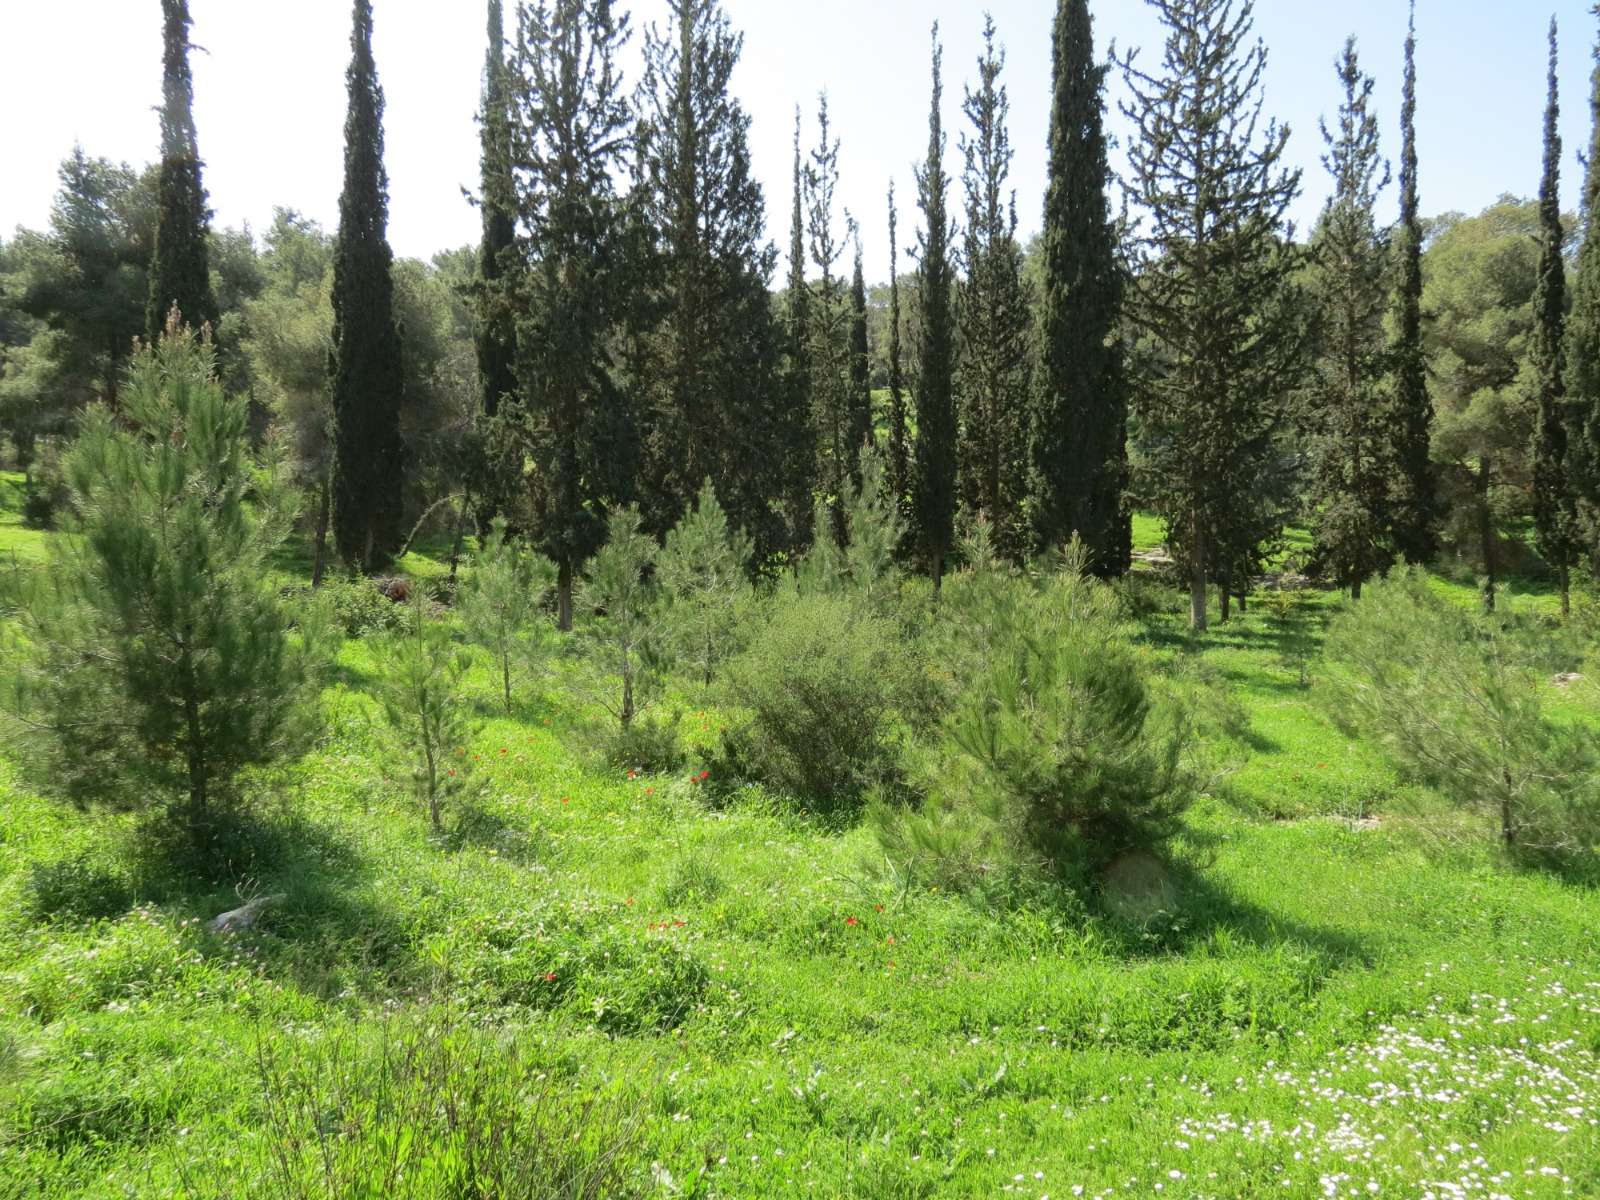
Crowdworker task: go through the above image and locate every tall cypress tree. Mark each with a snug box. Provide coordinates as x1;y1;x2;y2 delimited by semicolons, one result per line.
146;0;218;340
1531;19;1580;616
805;94;854;547
1388;2;1439;565
635;0;788;559
913;23;958;591
1035;0;1128;577
783;109;817;552
474;0;519;528
330;0;406;572
1120;0;1304;631
498;0;636;629
1574;6;1600;535
886;182;910;516
848;237;873;483
957;16;1032;565
1306;39;1395;600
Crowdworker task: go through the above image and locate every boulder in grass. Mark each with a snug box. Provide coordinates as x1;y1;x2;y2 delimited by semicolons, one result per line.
207;893;285;934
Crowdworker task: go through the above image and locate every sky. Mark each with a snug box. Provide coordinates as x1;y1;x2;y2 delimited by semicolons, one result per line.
1;0;1596;280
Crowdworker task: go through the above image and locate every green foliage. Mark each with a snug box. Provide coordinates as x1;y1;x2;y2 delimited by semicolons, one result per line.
459;519;557;711
722;591;910;814
578;507;664;730
20;440;68;530
317;573;402;638
1;327;326;855
658;480;752;689
371;586;477;834
598;711;685;777
330;0;406;572
1324;570;1600;871
252;1016;642;1198
145;0;218;342
879;561;1191;890
1034;0;1129;576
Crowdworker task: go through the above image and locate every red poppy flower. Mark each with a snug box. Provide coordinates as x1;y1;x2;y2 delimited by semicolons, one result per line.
544;972;557;982
626;897;635;906
845;916;859;927
699;770;710;781
561;796;570;805
500;747;508;755
874;904;884;913
886;936;895;945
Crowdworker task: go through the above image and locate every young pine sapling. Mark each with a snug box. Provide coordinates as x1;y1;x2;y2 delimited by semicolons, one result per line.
579;506;664;730
459;519;557;712
658;480;752;690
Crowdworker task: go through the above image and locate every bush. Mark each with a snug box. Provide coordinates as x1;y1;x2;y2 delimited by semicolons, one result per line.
20;440;69;530
25;852;132;924
876;563;1192;891
252;1017;642;1199
460;518;558;711
596;710;685;776
1323;569;1600;871
318;574;403;638
721;592;912;814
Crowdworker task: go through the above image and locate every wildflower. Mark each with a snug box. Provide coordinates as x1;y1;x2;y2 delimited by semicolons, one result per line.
699;769;710;782
886;936;895;945
874;904;884;912
845;916;859;927
626;897;636;907
544;972;557;982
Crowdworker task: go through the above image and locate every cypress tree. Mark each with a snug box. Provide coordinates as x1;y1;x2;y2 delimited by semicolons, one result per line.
913;23;958;591
635;0;788;560
1120;0;1304;631
1035;0;1128;577
498;0;637;630
783;109;817;552
957;15;1032;565
146;0;218;340
474;0;519;527
330;0;406;572
1388;2;1439;565
1306;39;1395;600
805;94;854;547
886;182;910;516
1571;7;1600;551
1531;19;1580;616
849;237;873;482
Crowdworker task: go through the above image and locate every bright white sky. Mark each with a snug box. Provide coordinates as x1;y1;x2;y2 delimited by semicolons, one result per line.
1;1;1596;277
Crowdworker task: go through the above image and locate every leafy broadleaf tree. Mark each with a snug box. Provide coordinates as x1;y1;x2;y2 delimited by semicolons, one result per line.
2;323;327;857
634;0;789;561
912;24;959;591
1387;3;1440;566
957;16;1032;565
460;518;557;712
1305;39;1396;599
1530;20;1580;616
146;0;218;341
330;0;406;572
373;586;478;835
1119;0;1304;630
1034;0;1128;578
497;0;639;630
658;479;753;689
579;506;664;730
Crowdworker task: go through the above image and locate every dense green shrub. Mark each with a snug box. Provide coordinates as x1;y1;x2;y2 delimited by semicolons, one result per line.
876;563;1192;891
20;440;69;530
721;591;913;814
318;573;403;638
1323;569;1600;871
658;480;753;690
1;327;330;856
596;710;685;777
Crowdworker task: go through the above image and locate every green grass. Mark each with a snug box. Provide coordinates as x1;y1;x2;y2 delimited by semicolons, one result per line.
1;491;1598;1196
0;471;48;566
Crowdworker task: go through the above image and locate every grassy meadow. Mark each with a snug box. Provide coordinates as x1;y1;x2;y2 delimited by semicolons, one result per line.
0;485;1597;1199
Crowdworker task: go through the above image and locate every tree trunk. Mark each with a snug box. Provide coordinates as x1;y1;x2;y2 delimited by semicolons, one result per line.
311;481;331;589
557;558;574;632
1188;513;1208;632
448;491;471;586
1220;581;1232;624
503;655;513;714
1351;576;1362;601
1478;456;1496;614
931;550;944;597
1560;561;1571;619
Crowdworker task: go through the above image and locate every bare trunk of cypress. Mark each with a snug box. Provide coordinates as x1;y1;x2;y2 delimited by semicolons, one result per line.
557;558;574;633
311;480;332;589
1189;514;1208;633
1479;456;1496;613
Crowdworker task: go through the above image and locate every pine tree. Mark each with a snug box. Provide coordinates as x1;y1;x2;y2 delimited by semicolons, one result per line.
1573;6;1600;529
658;479;753;689
1531;19;1580;617
886;182;911;519
1306;39;1395;600
957;16;1032;565
460;518;557;712
805;94;854;547
1035;0;1128;578
146;0;218;340
330;0;406;572
635;0;787;560
1120;0;1304;631
473;0;519;527
849;238;874;483
1388;2;1439;565
3;323;325;857
498;0;637;630
913;24;958;591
